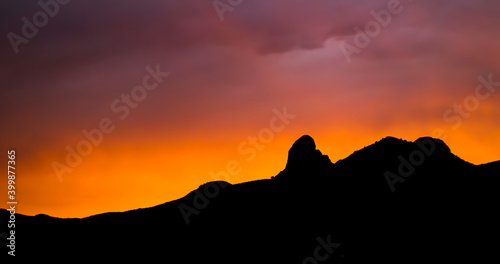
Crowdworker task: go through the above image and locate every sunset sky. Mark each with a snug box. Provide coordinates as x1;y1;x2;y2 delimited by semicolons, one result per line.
1;0;499;218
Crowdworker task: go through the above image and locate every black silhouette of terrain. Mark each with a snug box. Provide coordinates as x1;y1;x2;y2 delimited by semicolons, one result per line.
1;135;498;262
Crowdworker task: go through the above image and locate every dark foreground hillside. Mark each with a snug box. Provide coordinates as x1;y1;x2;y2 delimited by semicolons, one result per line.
1;135;498;262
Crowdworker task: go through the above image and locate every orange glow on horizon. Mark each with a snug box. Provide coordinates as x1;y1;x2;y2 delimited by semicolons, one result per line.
9;126;498;218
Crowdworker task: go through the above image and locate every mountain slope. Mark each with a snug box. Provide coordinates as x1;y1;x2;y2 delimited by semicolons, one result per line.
1;135;498;262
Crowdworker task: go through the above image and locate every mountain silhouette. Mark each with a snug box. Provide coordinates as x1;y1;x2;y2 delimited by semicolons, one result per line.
1;135;498;262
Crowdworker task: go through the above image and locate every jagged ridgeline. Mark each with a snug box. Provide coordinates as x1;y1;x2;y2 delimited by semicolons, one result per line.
1;135;498;262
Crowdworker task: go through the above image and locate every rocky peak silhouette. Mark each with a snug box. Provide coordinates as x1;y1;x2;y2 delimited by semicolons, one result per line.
276;135;333;181
1;135;497;262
